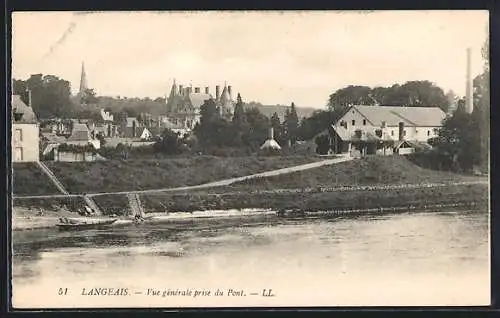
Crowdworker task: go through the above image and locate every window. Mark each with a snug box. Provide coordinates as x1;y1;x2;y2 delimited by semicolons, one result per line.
375;129;382;138
15;129;22;142
14;147;23;161
403;130;407;136
351;120;355;126
427;130;431;136
363;119;367;125
391;130;394;136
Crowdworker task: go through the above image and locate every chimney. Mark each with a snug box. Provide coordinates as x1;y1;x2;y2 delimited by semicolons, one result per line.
216;85;221;100
205;87;209;94
268;127;274;140
398;122;405;141
179;85;184;95
27;89;32;107
228;85;233;99
195;87;200;93
465;47;473;114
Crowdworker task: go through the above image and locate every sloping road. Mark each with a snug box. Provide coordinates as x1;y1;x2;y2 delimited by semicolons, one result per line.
13;156;353;199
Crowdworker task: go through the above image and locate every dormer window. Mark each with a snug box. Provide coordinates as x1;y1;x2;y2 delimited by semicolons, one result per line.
351;120;355;126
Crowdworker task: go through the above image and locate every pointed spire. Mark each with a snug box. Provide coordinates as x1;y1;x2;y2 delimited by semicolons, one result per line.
79;61;88;94
169;78;178;98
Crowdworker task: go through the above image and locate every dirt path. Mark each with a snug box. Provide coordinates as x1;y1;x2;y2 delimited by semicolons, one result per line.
13;156;353;199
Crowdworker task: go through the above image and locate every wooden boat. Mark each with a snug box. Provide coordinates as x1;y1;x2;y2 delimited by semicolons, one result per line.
57;217;118;231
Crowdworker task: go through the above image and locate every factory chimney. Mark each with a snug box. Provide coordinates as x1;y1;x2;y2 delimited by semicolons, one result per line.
465;47;473;114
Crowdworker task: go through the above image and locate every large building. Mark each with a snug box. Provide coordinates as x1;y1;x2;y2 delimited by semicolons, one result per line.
12;94;40;162
327;105;446;156
164;80;235;131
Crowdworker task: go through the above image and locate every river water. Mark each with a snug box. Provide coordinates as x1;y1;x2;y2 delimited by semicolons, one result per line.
11;210;489;308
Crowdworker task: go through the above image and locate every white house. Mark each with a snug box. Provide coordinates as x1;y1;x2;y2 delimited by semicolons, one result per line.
12;95;39;162
329;105;446;156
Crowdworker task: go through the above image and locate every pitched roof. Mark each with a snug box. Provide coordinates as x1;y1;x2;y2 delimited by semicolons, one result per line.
41;132;67;143
351;105;446;127
188;93;212;109
12;95;38;124
137;127;151;137
68;123;90;141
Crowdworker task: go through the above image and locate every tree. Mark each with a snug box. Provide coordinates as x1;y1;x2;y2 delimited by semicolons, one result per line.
153;128;186;155
13;74;75;119
270;112;281;129
432;37;489;173
231;93;248;147
194;98;226;148
232;93;246;127
327;85;372;110
327;81;449;112
284;102;299;145
241;107;270;150
297;110;340;141
80;88;99;105
445;90;458;113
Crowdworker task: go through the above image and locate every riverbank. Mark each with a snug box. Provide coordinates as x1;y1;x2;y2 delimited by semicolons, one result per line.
11;207;277;231
13;186;488;231
13;155;322;195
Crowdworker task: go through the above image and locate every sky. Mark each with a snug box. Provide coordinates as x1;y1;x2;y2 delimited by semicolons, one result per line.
12;11;488;108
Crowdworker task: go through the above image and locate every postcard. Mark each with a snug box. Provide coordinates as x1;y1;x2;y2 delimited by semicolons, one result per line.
10;10;490;308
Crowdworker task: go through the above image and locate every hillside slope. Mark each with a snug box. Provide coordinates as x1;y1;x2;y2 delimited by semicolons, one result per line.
12;156;320;195
229;156;483;190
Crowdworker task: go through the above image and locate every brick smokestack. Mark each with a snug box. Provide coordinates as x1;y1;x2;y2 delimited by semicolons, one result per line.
465;47;473;114
195;87;200;93
398;122;405;141
205;87;209;94
269;127;274;140
216;85;220;100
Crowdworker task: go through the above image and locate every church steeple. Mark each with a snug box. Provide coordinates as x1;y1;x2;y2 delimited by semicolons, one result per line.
79;62;88;94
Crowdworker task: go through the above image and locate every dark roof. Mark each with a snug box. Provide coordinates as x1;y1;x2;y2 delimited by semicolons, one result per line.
189;93;212;109
12;95;38;124
68;123;90;141
351;105;446;127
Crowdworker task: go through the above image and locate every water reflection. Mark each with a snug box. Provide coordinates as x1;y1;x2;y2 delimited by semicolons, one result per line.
12;210;489;307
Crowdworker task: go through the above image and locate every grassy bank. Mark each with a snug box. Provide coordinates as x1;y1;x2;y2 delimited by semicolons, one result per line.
12;155;489;217
13;155;320;195
12;183;488;216
226;156;483;191
138;183;488;213
12;163;60;195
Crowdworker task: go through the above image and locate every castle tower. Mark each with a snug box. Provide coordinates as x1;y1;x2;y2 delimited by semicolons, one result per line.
219;82;234;119
79;62;88;95
166;79;179;113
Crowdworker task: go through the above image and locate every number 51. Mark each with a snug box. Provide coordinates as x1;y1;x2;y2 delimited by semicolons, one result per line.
58;288;68;295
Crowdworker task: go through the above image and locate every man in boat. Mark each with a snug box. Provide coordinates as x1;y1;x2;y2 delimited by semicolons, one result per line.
134;214;145;224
